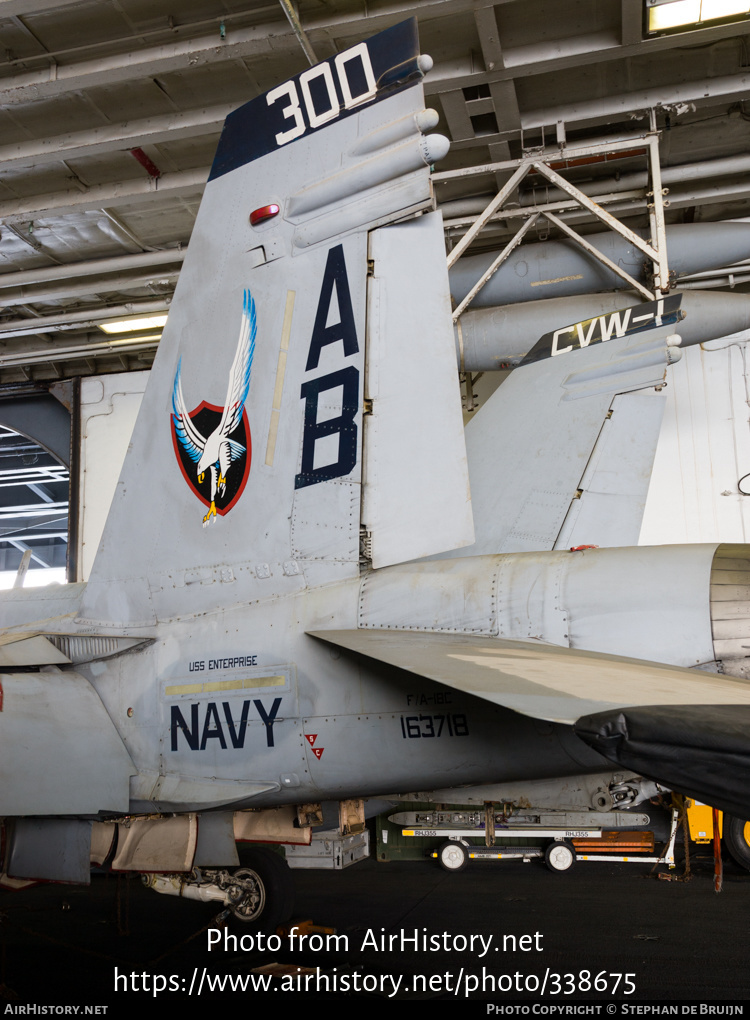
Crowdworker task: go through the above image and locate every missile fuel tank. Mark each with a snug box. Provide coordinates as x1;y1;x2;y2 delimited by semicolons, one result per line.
455;289;750;371
448;222;750;308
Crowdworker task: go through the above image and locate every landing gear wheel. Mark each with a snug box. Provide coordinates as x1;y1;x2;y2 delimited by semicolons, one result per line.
723;816;750;871
437;841;468;872
227;848;294;930
545;840;576;873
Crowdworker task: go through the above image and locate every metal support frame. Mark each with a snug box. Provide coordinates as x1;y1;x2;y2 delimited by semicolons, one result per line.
543;211;654;301
278;0;318;66
6;539;50;569
446;163;530;269
461;371;484;414
452;214;540;321
440;130;671;320
646;133;670;294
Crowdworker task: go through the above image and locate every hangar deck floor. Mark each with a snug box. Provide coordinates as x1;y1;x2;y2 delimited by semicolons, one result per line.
1;850;748;1006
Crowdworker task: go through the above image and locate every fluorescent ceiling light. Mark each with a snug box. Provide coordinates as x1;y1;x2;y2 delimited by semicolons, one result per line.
648;0;750;31
99;314;168;334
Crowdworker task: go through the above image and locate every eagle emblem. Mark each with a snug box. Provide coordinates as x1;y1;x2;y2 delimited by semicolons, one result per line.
171;289;256;526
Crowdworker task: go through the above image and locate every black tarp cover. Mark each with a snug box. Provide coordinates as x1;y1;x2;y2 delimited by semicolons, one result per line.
575;705;750;819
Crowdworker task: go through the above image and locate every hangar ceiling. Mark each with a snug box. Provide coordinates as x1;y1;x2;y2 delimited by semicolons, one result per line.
0;0;749;576
0;0;749;383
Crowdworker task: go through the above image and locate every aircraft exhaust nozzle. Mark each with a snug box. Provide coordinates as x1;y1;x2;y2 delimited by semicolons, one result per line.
453;289;750;371
359;544;750;680
548;542;750;679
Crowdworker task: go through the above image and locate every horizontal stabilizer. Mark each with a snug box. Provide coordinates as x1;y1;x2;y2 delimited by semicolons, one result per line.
307;629;750;724
5;820;92;884
0;670;134;815
0;633;70;667
575;705;750;818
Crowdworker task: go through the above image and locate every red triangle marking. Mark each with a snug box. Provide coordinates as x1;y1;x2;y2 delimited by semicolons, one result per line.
305;733;317;746
312;747;324;760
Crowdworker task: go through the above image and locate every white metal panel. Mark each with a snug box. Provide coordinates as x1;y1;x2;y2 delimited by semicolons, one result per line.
359;555;496;633
560;543;716;666
640;339;750;544
362;211;474;568
555;390;666;548
112;815;197;872
78;372;147;581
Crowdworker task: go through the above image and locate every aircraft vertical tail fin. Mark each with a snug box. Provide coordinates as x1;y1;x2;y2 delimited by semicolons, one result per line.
449;297;684;558
79;20;468;627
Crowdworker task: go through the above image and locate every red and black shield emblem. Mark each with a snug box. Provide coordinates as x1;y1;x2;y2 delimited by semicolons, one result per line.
171;401;252;516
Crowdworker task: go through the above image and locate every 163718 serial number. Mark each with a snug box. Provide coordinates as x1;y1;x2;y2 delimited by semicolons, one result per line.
400;714;469;739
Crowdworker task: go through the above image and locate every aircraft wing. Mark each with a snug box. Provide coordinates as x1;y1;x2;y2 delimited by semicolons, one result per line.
309;627;750;815
307;629;750;724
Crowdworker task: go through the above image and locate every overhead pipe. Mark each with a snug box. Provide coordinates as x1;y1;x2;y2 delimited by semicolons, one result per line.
453;289;750;371
0;298;170;339
0;336;161;368
443;180;750;246
0;249;186;290
439;153;750;221
0;270;179;308
0;167;209;221
519;71;750;131
448;222;750;308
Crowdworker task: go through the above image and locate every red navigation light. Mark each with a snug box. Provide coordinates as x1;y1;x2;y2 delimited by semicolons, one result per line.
250;204;280;226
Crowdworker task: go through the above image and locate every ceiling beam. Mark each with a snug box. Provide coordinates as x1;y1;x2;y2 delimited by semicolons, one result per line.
423;18;750;93
0;0;743;115
0;104;235;173
0;268;180;308
0;0;89;17
0;0;474;106
0;336;160;368
0;23;283;105
0;167;208;222
621;0;643;45
0;63;730;206
474;6;504;71
4;538;50;569
0;249;186;289
0;297;170;338
518;70;750;132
